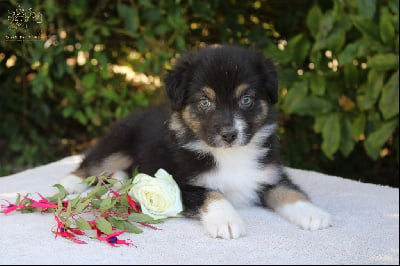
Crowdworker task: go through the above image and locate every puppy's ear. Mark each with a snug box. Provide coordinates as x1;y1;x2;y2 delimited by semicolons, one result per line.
258;57;278;104
164;53;194;111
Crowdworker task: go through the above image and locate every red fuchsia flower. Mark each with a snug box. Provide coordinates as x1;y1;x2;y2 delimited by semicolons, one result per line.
54;216;87;244
25;193;57;210
88;220;102;237
109;189;121;197
62;201;69;208
69;228;85;235
97;230;135;247
0;199;25;214
126;194;141;213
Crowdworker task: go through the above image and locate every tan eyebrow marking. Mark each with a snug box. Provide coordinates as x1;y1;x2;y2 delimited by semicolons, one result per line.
202;86;216;101
235;83;250;98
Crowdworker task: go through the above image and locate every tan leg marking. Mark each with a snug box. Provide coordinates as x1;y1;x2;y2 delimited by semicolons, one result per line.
200;191;225;214
89;153;133;176
264;186;308;210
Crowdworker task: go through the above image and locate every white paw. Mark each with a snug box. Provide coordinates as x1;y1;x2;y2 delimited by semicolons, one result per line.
201;199;246;239
109;171;129;191
58;174;89;194
277;201;332;231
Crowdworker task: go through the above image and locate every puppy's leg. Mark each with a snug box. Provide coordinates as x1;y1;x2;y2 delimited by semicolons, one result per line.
60;152;132;194
59;167;91;194
181;186;245;239
260;175;332;230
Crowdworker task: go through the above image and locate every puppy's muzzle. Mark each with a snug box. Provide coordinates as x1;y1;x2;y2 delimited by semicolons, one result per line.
220;127;238;144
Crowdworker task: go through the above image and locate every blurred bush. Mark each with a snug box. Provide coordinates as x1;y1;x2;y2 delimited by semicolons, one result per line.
0;0;398;187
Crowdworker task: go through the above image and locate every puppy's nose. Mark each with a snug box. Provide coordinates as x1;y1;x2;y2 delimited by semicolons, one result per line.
221;128;238;144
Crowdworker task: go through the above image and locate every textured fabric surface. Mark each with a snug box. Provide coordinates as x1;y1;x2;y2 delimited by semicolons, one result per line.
0;155;398;265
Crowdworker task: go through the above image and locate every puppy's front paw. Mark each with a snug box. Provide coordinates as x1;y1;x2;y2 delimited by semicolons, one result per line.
109;171;129;191
201;199;246;239
59;174;89;194
277;201;332;231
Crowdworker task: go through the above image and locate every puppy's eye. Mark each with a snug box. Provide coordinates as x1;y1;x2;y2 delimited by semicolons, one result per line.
199;97;211;109
240;95;253;107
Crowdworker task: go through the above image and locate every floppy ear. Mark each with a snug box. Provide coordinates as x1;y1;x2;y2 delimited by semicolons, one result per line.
164;52;194;111
258;57;278;104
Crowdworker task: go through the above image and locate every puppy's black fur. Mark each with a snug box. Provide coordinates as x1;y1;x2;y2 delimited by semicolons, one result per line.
61;45;331;238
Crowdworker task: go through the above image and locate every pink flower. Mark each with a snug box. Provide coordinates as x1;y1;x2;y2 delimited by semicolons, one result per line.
110;189;121;197
27;193;58;209
54;216;87;244
0;200;25;214
97;230;135;247
88;220;102;237
126;194;141;213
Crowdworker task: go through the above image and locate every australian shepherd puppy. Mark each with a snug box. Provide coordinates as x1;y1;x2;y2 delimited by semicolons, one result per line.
60;45;332;239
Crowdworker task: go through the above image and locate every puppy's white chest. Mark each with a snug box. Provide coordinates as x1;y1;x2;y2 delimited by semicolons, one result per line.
194;145;279;207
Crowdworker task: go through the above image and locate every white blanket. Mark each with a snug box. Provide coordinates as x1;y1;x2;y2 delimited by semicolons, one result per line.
0;155;398;265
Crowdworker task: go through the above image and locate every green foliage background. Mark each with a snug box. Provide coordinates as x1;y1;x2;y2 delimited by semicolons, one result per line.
0;0;398;187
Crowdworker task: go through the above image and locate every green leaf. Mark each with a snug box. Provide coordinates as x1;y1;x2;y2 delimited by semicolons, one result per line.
138;0;154;8
99;197;115;211
321;113;341;159
356;71;384;111
282;80;308;114
62;106;74;118
82;73;96;89
96;217;113;234
73;110;88;125
380;8;396;45
351;114;366;141
314;26;346;52
46;184;68;202
175;35;186;51
56;197;63;216
154;24;170;35
68;195;81;207
14;193;21;205
102;87;120;101
357;0;376;18
122;221;143;234
74;198;92;213
338;41;360;65
366;69;385;102
388;0;399;15
344;63;359;88
109;217;143;234
340;116;356;157
117;4;139;35
306;5;323;39
364;119;398;159
351;15;380;40
313;114;329;133
310;74;326;96
128;213;163;224
367;54;399;71
317;11;335;39
76;217;92;230
95;186;109;197
83;176;97;186
379;71;399;119
287;34;311;65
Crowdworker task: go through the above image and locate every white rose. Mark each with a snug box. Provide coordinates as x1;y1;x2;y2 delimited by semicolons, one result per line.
128;169;183;220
